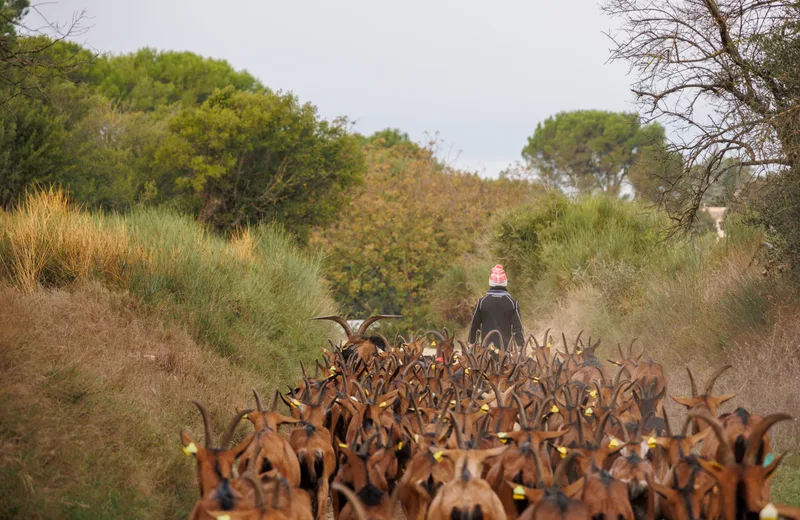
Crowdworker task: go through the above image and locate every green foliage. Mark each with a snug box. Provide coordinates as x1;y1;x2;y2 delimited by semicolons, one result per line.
492;194;686;299
82;48;265;111
0;38;363;235
0;91;73;206
152;86;365;236
0;0;28;36
312;142;538;331
522;110;666;195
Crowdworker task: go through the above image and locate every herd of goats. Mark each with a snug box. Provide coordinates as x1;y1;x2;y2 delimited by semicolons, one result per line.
179;315;797;520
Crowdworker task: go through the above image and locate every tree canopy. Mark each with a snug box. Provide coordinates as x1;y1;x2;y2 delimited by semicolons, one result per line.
521;110;667;196
152;86;365;235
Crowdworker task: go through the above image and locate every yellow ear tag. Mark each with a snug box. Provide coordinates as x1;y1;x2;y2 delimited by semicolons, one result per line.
379;401;388;408
647;437;657;449
290;399;301;408
414;434;419;443
584;407;593;417
546;342;552;349
610;360;622;366
550;405;559;414
577;349;583;355
433;451;444;463
465;368;470;374
183;442;198;456
556;446;568;459
589;390;598;398
532;377;539;383
450;400;457;406
513;485;526;500
216;515;232;520
329;366;337;373
431;341;437;347
480;404;490;413
608;437;620;449
241;413;249;422
338;443;348;449
397;442;403;450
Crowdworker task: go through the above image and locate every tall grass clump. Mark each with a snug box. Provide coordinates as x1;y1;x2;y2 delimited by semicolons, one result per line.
0;189;337;379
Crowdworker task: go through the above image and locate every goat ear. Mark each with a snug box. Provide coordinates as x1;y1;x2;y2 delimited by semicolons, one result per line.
670;395;698;408
231;432;254;458
180;430;200;457
563;477;585;498
696;457;727;481
764;452;786;479
690;428;711;445
712;393;737;406
278;415;301;425
647;474;675;499
650;437;670;448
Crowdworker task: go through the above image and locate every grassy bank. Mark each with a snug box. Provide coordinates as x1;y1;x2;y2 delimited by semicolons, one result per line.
0;190;338;518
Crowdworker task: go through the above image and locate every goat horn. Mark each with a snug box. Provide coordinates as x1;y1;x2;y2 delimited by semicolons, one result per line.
252;388;264;412
513;393;530;429
744;413;792;466
270;388;280;411
575;330;584;348
482;329;503;349
332;482;369;520
424;329;447;342
357;315;402;337
448;410;466;449
689;411;734;465
663;407;672;437
242;473;266;509
221;408;252;449
312;315;354;338
562;332;570;355
300;361;309;381
487;379;505;408
191;400;215;448
553;450;583;485
594;410;612;447
704;365;731;396
686;367;698;397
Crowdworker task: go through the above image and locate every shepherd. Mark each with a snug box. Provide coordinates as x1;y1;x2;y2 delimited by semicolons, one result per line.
467;264;524;350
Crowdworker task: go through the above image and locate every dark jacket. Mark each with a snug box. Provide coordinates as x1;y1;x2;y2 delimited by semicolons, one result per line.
468;286;524;348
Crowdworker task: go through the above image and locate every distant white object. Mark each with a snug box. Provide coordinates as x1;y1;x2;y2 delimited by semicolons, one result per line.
346;319;380;332
347;320;364;331
701;206;727;239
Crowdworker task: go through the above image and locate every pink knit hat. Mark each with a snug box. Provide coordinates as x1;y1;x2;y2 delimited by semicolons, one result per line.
489;264;507;287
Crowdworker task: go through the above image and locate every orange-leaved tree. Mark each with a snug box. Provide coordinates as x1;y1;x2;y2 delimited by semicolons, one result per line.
310;133;536;332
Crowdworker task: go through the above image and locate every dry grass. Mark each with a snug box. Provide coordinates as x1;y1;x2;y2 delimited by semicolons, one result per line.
0;189;340;518
0;282;272;518
0;188;136;292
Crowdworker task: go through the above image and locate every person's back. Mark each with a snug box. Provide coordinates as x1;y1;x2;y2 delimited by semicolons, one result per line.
468;264;524;349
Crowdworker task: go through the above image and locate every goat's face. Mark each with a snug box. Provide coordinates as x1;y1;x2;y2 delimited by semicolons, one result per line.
181;430;251;497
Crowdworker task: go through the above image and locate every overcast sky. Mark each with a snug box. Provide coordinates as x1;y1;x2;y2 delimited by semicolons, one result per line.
33;1;638;177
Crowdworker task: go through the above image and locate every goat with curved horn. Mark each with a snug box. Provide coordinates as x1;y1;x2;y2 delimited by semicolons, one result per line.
311;315;354;338
704;364;732;395
744;413;792;466
191;400;215;448
356;314;402;337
